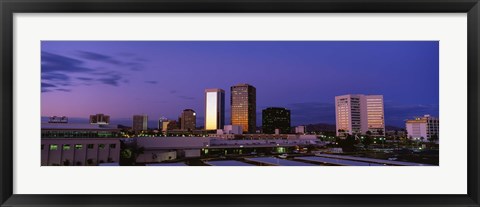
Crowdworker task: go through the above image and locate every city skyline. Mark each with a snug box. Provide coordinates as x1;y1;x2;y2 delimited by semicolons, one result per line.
41;41;439;127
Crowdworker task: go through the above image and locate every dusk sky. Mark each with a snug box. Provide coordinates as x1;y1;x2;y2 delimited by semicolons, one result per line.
41;41;439;128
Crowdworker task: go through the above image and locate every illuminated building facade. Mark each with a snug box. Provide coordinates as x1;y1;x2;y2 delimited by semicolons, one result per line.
262;107;291;134
158;116;168;130
335;94;385;136
231;84;257;133
405;114;439;141
133;114;148;131
365;95;385;135
205;88;225;130
180;109;196;130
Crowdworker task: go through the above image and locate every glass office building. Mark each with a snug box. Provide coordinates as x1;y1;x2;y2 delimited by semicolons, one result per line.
205;88;225;130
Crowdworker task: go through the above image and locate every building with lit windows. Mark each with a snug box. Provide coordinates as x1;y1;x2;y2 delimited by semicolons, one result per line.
41;123;121;138
262;107;291;134
41;138;121;166
180;109;196;131
133;114;148;131
158;116;168;130
231;84;256;133
335;94;385;136
365;95;385;135
89;114;110;125
162;120;180;133
405;114;439;141
205;88;225;130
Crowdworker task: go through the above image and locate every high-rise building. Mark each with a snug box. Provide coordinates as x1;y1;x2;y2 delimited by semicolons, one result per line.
205;88;225;130
365;95;385;135
231;84;256;133
89;114;110;125
262;107;291;134
132;114;148;132
335;94;385;136
181;109;196;131
405;114;439;141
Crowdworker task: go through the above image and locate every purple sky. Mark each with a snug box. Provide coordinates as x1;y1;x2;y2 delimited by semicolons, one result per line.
41;41;439;128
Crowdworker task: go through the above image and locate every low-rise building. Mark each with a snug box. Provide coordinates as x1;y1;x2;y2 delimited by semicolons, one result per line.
295;126;306;134
41;138;121;166
405;114;439;141
89;114;110;125
41;123;121;138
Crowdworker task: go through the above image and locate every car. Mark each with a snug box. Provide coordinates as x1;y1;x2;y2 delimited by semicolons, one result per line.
278;154;288;159
388;157;398;161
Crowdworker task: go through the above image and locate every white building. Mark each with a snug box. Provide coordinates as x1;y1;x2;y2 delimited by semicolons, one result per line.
405;115;439;141
135;137;211;163
224;125;243;134
295;126;306;134
205;88;225;130
41;138;121;166
335;94;385;136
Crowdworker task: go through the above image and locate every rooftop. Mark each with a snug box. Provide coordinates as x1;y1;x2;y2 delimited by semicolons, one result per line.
41;123;119;130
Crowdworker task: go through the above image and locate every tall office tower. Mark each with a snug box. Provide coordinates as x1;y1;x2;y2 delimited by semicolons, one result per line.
405;114;439;141
132;114;148;132
262;107;291;134
205;88;225;130
365;95;385;135
231;84;256;133
335;94;385;136
89;114;110;125
181;109;196;131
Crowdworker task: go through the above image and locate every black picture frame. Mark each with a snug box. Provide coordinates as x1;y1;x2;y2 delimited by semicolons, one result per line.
1;0;479;206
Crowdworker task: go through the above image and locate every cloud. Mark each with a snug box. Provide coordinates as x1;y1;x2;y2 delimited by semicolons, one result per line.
145;80;158;84
42;52;91;73
56;88;71;92
77;77;94;81
124;62;144;71
77;51;122;65
97;74;122;86
41;82;57;93
42;50;150;93
77;51;146;71
42;82;56;89
42;73;70;81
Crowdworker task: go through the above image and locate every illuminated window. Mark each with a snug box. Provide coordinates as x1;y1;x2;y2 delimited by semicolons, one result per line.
75;144;83;150
49;144;58;150
63;144;71;150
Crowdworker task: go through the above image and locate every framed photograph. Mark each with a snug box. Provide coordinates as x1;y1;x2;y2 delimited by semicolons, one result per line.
1;0;479;206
